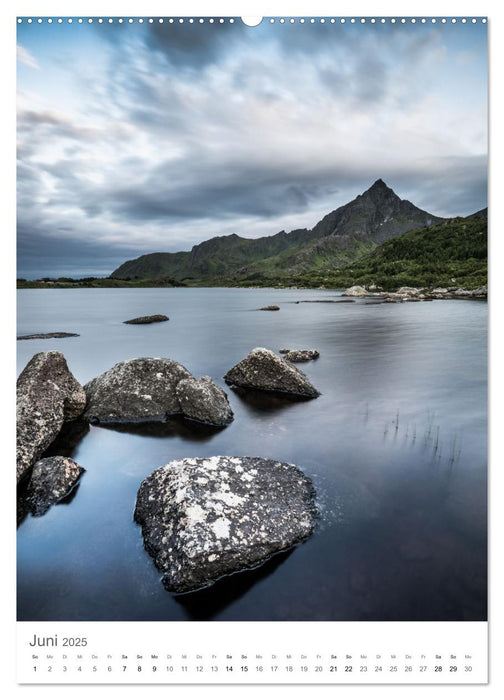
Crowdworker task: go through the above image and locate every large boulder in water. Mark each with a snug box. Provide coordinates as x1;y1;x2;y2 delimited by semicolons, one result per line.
83;358;191;422
224;347;320;399
83;357;233;427
26;456;85;516
16;352;86;483
175;376;234;426
134;456;317;593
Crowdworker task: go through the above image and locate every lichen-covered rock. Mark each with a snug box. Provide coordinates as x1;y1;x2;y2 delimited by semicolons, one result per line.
16;352;86;483
83;357;192;423
284;349;320;363
224;348;320;399
134;456;317;593
83;358;234;427
176;376;233;426
342;285;368;297
26;456;85;516
123;314;168;324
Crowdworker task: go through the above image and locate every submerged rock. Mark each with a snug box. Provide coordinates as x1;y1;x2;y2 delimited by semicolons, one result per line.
284;349;320;363
134;456;317;593
123;314;169;324
17;332;80;340
83;357;233;427
175;376;234;426
27;456;85;516
224;347;320;399
16;352;86;483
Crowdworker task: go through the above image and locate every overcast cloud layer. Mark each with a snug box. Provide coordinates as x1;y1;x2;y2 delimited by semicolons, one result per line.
17;19;487;278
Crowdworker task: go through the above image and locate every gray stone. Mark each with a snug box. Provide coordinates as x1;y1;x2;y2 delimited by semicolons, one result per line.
83;357;192;423
176;376;234;426
396;287;421;296
84;357;233;427
284;349;320;363
123;314;169;324
27;456;85;516
224;347;320;399
342;285;368;297
17;352;86;483
134;456;318;593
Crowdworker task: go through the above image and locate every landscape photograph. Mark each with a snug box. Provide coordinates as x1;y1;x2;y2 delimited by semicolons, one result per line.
16;17;487;622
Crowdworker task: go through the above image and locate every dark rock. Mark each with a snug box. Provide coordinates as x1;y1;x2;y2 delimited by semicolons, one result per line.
83;357;233;427
17;332;80;340
284;349;320;363
224;347;320;399
123;314;169;324
27;456;85;516
83;357;192;423
16;352;86;483
295;299;355;303
279;349;289;354
259;305;279;311
134;456;317;593
176;376;234;426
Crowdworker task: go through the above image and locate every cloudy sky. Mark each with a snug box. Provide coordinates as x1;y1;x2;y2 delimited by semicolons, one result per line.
17;17;487;278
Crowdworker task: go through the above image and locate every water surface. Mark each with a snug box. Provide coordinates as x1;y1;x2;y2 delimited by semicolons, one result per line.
17;288;487;621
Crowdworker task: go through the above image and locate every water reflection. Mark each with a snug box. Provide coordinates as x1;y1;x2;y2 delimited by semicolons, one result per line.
96;417;225;441
174;550;293;621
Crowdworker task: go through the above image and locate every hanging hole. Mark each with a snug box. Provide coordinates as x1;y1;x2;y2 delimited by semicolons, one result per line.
241;17;263;27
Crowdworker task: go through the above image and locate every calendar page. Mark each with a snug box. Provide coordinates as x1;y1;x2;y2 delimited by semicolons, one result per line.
14;2;489;687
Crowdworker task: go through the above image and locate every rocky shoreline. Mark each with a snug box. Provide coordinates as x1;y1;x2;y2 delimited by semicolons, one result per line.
342;285;487;301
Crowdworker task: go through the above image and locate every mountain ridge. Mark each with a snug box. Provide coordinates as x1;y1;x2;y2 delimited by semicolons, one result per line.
111;180;445;283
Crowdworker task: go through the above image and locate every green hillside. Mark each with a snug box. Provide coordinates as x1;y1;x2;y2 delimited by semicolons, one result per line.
273;216;487;290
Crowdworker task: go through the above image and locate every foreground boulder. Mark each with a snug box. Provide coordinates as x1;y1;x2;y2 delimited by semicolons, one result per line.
17;352;86;483
134;456;317;593
123;314;169;324
176;376;234;426
26;456;85;516
83;357;233;427
224;348;320;399
283;349;320;363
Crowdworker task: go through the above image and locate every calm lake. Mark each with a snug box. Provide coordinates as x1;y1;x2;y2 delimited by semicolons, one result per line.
17;288;487;621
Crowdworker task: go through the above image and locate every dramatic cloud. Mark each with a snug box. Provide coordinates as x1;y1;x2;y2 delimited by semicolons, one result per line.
17;20;487;277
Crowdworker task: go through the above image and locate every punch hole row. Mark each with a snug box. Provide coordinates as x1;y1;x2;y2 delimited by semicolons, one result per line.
17;17;488;25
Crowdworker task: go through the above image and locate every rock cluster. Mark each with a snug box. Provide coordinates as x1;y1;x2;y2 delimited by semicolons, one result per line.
123;314;169;324
224;348;320;399
134;456;318;593
342;285;487;302
27;456;85;516
16;352;86;483
83;357;233;427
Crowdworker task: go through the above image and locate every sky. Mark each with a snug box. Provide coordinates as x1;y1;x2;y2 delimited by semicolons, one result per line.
16;17;488;278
